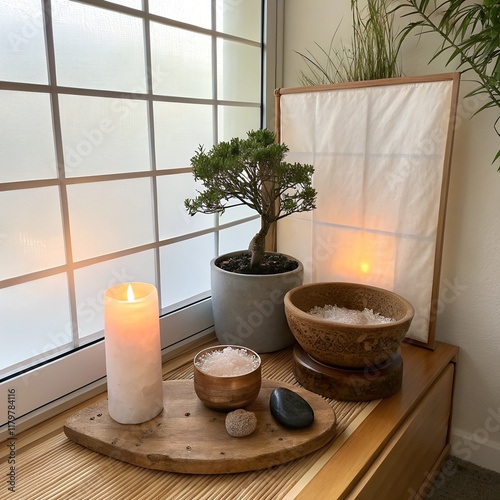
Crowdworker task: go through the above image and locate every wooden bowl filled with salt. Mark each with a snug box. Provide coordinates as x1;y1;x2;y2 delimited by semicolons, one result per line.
193;345;262;411
284;282;414;368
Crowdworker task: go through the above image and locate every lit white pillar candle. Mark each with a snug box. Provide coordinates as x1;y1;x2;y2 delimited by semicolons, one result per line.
104;282;164;424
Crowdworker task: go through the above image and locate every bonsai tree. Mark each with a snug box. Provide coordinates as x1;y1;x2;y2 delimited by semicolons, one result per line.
185;128;317;272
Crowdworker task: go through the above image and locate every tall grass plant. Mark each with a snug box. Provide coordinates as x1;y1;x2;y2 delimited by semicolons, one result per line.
297;0;402;85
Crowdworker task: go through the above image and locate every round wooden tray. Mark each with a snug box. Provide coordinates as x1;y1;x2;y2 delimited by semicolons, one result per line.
63;379;337;474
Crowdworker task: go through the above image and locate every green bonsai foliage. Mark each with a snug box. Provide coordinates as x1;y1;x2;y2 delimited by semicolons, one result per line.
297;0;402;85
394;0;500;166
185;129;317;271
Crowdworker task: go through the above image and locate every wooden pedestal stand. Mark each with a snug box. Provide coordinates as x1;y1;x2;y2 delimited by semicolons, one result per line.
292;344;403;401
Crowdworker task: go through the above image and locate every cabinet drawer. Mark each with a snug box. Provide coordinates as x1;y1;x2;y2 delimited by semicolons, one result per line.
349;364;454;499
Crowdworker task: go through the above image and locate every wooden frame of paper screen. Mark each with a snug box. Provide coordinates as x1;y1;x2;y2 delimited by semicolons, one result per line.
274;73;460;349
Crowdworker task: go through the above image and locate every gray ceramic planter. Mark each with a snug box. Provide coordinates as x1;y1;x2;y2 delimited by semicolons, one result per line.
210;251;304;353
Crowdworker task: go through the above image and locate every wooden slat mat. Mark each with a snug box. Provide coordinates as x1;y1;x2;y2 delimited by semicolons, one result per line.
10;347;380;500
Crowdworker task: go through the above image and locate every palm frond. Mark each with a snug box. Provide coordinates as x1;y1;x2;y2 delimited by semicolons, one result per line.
395;0;500;165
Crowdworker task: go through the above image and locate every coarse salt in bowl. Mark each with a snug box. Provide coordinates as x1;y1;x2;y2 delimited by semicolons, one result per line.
193;345;262;411
284;282;414;368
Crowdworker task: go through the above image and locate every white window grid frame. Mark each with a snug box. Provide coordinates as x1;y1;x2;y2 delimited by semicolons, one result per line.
0;0;284;438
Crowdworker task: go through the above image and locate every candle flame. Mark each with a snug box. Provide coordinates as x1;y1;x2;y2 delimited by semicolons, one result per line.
127;284;135;302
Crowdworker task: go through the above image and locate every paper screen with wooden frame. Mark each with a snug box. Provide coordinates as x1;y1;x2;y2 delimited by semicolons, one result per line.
275;73;460;348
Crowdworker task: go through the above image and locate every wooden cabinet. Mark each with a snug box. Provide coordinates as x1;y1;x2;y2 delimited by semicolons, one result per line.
0;341;458;499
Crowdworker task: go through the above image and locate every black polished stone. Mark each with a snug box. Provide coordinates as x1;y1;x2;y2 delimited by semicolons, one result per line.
269;387;314;428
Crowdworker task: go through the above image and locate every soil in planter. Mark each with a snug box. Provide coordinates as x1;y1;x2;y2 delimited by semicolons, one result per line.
216;252;299;275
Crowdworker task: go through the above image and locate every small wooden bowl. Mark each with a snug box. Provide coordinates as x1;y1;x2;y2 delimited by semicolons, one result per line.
193;345;262;411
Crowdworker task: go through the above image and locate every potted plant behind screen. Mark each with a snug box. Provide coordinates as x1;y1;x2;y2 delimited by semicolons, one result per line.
185;129;317;353
296;0;403;86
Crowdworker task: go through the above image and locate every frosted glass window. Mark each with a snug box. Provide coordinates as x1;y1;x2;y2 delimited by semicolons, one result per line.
217;39;261;102
59;95;150;177
219;219;260;256
0;91;57;182
109;0;142;9
67;178;154;262
218;105;261;142
0;0;48;84
151;23;212;99
51;0;146;92
160;235;214;309
75;251;156;339
149;0;211;29
0;187;65;281
0;274;72;377
219;203;257;224
157;173;214;240
154;102;213;170
216;0;261;41
0;0;264;398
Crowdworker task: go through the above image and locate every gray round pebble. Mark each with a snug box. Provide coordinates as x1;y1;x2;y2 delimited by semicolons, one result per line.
225;409;257;437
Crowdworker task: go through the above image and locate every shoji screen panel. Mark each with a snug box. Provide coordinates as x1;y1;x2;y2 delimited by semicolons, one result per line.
275;74;460;347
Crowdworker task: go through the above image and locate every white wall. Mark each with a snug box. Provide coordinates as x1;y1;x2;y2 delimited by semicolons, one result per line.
282;0;500;472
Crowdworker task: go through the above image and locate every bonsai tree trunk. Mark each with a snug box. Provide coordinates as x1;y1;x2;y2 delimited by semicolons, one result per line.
248;220;271;270
248;176;276;270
